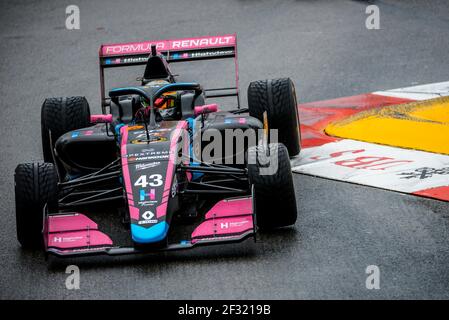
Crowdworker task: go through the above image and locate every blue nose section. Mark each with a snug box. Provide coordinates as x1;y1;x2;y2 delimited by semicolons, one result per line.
131;222;169;244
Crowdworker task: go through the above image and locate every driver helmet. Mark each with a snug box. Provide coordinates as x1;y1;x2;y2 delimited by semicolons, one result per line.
144;80;177;119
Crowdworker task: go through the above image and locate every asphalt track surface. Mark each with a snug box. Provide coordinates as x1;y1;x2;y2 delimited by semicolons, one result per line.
1;0;449;299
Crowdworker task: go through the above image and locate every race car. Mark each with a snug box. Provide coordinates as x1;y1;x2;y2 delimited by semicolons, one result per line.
14;34;301;257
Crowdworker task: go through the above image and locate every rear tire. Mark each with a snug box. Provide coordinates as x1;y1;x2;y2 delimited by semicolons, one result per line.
15;163;58;249
41;97;91;162
247;143;297;230
248;78;301;157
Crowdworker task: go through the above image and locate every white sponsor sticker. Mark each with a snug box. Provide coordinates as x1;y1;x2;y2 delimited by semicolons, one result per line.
135;162;161;171
291;139;449;193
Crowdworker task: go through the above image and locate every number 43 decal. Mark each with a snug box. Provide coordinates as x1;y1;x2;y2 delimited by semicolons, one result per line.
134;174;163;187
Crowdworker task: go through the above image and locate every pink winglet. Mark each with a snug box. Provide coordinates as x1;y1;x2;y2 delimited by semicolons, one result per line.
129;206;140;220
47;230;113;249
47;213;98;233
205;197;252;219
194;104;218;116
90;114;113;124
191;215;253;242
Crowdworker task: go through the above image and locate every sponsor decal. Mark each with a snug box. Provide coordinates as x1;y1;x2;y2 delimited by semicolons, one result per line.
171;52;189;60
142;210;154;220
123;56;148;64
220;220;249;229
398;167;449;180
105;42;166;55
135;162;161;171
71;130;93;137
104;58;122;65
127;150;168;158
138;210;158;225
127;150;170;162
138;200;157;207
189;49;234;58
128;154;170;162
139;189;156;201
53;236;83;243
222;117;245;124
171;36;234;49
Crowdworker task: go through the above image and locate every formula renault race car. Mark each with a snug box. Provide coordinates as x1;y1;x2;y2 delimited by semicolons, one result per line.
14;34;301;257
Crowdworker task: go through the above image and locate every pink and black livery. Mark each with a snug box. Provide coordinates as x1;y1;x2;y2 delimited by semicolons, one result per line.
15;34;299;258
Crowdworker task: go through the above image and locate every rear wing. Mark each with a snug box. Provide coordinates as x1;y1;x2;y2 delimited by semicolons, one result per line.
98;34;239;112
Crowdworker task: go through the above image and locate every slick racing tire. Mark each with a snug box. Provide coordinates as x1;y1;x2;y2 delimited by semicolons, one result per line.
247;143;297;230
248;78;301;157
15;163;58;249
41;97;91;162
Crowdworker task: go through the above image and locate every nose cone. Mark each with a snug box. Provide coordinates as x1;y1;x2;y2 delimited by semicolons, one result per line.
131;221;169;244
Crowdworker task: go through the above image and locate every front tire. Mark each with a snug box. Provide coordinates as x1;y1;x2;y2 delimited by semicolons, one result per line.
15;163;58;249
248;78;301;157
247;143;297;230
41;97;91;162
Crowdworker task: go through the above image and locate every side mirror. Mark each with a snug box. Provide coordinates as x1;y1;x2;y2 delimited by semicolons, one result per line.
90;114;113;124
194;104;218;116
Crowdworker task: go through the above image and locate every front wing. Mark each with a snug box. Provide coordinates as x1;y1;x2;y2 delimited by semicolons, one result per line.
44;195;256;257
